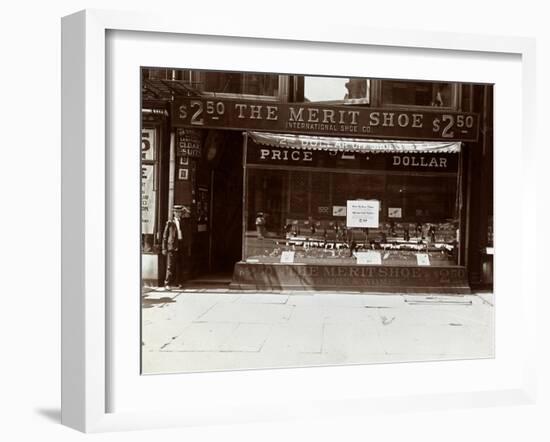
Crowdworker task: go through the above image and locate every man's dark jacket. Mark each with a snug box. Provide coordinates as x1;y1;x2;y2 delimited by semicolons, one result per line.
162;220;182;252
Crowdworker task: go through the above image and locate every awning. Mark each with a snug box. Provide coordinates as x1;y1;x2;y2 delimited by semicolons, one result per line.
248;131;461;154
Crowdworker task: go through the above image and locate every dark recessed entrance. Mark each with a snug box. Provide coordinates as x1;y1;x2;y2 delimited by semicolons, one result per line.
210;135;243;273
186;132;243;289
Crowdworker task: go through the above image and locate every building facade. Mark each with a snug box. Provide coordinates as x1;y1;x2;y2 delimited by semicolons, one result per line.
141;69;493;292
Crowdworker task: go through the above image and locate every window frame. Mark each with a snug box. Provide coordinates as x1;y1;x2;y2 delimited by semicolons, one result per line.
196;71;290;102
370;79;461;110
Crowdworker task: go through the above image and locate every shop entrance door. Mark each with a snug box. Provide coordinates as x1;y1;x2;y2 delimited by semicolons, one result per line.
209;137;243;276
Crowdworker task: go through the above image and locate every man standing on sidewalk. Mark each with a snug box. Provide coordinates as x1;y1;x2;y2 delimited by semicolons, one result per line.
162;205;184;289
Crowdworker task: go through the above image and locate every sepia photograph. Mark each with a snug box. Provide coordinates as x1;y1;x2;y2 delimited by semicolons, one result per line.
140;68;494;374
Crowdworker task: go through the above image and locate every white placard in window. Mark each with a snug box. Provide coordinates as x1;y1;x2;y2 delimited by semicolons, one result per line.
388;207;402;218
332;205;347;217
356;251;382;265
280;251;295;263
416;253;431;266
346;200;379;228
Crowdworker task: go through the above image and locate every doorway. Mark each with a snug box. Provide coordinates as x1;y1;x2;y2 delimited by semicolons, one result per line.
208;133;244;276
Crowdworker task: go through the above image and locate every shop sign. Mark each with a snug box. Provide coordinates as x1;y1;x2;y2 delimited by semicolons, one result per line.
246;145;458;173
346;200;380;228
176;128;202;158
391;155;448;168
172;97;479;141
232;262;470;292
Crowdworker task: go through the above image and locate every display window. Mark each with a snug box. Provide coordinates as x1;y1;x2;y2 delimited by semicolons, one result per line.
243;132;461;267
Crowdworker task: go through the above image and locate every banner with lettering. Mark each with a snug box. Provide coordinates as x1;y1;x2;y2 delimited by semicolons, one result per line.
246;143;458;172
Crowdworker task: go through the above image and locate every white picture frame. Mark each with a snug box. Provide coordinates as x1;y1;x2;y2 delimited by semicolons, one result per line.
177;168;189;180
61;9;538;433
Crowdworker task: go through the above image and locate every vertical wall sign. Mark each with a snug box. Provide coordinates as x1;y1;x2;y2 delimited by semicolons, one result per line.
176;128;202;158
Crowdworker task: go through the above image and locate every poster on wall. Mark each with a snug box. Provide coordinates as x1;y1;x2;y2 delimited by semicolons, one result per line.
346;200;380;228
141;164;156;234
141;128;156;161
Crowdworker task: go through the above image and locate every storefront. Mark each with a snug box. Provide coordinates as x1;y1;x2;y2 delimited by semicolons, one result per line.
140;69;494;292
155;94;481;293
237;131;466;291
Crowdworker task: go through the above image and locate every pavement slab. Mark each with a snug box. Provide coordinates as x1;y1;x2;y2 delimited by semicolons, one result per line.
163;322;239;352
197;302;293;324
376;322;491;357
220;323;273;352
260;321;324;355
322;322;386;360
235;294;289;304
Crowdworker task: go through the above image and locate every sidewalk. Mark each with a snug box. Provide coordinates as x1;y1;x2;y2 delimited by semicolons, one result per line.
142;288;494;374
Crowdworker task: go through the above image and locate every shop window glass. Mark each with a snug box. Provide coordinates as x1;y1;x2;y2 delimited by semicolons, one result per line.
244;145;460;267
310;172;331;218
386;175;457;221
304;76;370;104
381;80;453;107
289;171;309;215
202;72;279;96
